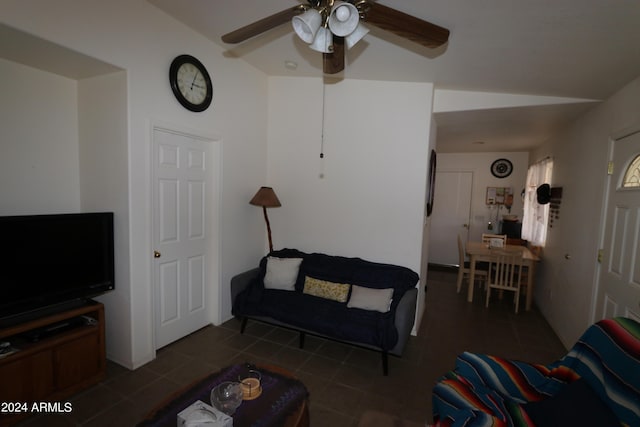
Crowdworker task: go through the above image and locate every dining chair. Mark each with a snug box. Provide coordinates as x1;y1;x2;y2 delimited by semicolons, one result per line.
481;233;507;248
485;249;523;313
520;243;542;295
456;234;488;293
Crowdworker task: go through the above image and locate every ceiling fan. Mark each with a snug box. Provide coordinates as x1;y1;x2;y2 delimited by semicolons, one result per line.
221;0;450;74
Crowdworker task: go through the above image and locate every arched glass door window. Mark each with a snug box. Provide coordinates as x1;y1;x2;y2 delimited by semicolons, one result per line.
623;154;640;188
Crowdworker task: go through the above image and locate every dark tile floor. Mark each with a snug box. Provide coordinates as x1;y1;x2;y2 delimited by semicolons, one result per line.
15;268;567;427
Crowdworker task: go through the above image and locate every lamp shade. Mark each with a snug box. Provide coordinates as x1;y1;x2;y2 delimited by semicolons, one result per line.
249;187;281;208
310;26;333;53
292;9;322;43
345;23;369;49
328;1;359;37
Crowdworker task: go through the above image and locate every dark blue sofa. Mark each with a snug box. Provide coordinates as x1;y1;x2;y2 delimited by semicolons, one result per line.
231;249;420;375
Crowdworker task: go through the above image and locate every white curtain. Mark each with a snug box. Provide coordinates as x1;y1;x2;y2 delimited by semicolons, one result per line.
522;158;553;246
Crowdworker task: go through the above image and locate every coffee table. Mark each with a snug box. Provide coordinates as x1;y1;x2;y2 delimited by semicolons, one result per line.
139;363;309;427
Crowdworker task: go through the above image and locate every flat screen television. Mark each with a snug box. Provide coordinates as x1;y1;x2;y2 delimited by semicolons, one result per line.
0;212;114;325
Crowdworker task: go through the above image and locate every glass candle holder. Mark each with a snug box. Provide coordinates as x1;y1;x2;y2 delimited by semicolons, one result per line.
210;381;243;415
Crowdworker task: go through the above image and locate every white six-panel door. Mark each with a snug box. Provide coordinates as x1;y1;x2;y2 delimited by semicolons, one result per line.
428;171;474;266
152;127;218;349
596;129;640;322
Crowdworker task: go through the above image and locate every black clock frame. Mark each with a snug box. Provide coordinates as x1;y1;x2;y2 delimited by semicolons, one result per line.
169;54;213;112
490;158;513;178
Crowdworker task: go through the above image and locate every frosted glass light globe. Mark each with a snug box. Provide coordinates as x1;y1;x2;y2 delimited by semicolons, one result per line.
335;5;351;21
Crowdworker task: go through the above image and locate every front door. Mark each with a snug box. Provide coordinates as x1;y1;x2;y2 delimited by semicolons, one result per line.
152;127;219;349
596;129;640;322
428;171;473;266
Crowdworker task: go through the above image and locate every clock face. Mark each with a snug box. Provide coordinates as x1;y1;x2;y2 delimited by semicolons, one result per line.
169;55;212;112
491;158;513;178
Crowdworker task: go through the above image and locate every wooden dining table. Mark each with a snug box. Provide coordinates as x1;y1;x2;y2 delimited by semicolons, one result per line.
466;241;541;311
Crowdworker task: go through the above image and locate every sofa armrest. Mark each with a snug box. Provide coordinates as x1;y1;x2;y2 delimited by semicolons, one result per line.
230;268;260;305
390;287;417;356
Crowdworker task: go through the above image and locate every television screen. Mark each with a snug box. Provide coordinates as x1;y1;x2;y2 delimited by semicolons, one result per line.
0;212;114;322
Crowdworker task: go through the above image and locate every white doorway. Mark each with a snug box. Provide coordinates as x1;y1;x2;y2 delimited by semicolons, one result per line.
151;127;221;349
429;171;473;266
595;129;640;322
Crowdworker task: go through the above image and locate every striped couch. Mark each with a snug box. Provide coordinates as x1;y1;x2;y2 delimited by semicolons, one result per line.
432;317;640;426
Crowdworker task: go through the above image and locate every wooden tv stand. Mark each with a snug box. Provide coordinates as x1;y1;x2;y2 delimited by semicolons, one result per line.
0;301;106;426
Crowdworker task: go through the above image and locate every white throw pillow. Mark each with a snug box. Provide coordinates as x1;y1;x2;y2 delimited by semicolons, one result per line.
263;257;303;291
347;285;394;313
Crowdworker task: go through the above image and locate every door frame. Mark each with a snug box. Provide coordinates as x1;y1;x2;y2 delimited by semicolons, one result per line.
149;121;222;351
591;121;640;324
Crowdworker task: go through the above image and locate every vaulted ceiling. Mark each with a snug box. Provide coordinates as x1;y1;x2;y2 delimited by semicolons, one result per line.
3;2;637;154
148;0;640;153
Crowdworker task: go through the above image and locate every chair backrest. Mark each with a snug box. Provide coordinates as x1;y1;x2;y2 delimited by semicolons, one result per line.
482;233;507;248
482;233;507;243
488;250;521;290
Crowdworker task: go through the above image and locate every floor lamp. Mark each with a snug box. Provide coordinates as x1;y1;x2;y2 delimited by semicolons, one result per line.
249;186;281;253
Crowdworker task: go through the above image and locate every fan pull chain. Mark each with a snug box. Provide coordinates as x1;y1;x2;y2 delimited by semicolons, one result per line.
320;82;326;159
319;81;326;179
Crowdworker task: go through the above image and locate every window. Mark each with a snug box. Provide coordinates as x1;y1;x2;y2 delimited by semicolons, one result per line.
522;157;553;246
623;155;640;188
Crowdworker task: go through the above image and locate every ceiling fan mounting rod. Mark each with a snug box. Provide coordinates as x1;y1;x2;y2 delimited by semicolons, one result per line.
308;0;333;8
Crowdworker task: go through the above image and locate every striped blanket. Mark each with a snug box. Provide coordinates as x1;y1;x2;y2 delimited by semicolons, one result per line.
432;317;640;426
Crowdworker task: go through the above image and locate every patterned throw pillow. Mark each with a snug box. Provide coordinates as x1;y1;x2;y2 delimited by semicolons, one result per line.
303;276;350;303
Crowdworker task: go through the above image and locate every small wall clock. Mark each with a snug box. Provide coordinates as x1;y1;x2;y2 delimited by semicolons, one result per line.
490;158;513;178
169;54;213;112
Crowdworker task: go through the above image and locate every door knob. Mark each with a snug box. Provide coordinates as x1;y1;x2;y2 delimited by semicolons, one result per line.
154;251;161;258
463;224;469;229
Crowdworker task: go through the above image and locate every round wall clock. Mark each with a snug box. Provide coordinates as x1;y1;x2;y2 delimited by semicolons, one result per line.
490;158;513;178
169;54;213;112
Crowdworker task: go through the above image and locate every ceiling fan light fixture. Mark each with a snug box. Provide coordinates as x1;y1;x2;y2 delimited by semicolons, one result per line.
328;1;359;37
309;26;334;53
292;8;323;43
345;23;369;49
223;1;450;74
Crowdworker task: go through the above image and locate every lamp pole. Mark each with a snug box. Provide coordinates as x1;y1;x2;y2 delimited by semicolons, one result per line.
262;205;274;253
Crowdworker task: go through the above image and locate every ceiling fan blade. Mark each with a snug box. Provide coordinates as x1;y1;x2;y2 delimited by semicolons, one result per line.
221;5;306;44
361;2;450;49
323;37;345;74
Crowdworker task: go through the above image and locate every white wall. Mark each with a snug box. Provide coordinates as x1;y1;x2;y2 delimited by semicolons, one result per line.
531;75;640;348
435;152;529;241
1;0;269;368
268;77;432;267
267;77;434;331
78;71;132;366
419;118;439;328
0;58;80;214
